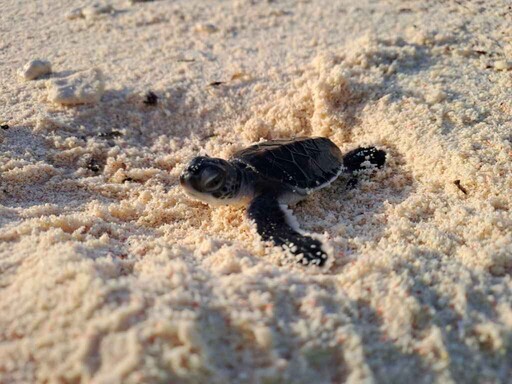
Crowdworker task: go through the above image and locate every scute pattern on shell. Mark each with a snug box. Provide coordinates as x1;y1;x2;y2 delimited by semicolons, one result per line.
232;137;343;190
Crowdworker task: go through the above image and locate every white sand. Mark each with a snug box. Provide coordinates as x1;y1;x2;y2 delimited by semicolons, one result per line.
1;0;511;383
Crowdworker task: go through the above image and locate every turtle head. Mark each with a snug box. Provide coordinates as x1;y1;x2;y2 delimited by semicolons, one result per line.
180;156;241;205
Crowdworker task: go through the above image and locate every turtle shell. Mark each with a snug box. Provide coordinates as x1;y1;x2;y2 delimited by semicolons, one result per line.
232;137;343;191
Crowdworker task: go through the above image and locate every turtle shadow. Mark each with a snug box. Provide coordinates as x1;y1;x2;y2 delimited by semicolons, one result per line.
293;145;414;271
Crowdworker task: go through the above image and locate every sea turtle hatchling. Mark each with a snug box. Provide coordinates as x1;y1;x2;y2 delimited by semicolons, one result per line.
180;137;386;266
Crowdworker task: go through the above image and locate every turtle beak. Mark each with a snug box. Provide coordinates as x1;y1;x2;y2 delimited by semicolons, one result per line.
181;156;205;189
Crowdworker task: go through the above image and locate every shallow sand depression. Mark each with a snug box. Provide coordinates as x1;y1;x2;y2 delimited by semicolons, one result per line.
1;0;511;383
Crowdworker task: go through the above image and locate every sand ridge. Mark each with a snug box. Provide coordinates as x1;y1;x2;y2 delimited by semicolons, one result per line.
1;0;511;383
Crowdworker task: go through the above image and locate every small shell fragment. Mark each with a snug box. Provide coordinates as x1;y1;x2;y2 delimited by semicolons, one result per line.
18;59;52;81
494;60;511;71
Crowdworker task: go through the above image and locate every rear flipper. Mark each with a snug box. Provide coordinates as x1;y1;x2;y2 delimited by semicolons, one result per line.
343;147;386;188
343;147;386;173
248;194;327;266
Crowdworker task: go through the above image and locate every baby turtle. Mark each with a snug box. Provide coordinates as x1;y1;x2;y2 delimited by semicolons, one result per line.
180;137;386;266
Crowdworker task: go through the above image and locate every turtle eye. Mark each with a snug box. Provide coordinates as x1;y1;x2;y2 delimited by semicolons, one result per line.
200;167;224;191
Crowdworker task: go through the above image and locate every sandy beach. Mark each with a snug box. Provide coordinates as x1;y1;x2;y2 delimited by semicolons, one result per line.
1;0;511;382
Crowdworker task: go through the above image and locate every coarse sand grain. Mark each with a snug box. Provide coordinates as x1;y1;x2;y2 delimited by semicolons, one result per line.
1;0;511;383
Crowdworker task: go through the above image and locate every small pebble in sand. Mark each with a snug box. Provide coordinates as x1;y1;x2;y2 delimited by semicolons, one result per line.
494;60;511;71
143;91;158;105
98;131;123;139
18;59;52;81
46;69;105;105
87;158;101;173
67;3;113;20
425;89;446;104
66;8;84;20
194;23;218;34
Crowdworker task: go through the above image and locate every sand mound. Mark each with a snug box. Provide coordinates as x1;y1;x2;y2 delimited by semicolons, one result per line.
1;0;511;383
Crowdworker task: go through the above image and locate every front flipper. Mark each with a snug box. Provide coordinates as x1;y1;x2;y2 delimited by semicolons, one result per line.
248;194;328;266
